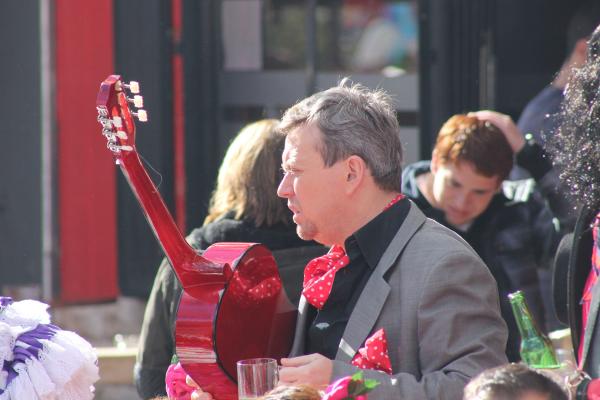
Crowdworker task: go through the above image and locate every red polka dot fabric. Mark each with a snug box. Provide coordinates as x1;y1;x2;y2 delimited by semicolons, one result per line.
301;194;405;310
302;245;350;309
351;328;392;375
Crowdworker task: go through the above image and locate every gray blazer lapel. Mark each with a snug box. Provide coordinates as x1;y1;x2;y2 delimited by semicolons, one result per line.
289;296;309;357
335;202;427;362
582;278;600;367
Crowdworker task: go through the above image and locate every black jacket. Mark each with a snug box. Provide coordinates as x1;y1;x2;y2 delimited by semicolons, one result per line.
554;207;596;374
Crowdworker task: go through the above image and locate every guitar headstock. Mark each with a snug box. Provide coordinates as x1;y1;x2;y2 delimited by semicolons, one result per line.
96;74;147;156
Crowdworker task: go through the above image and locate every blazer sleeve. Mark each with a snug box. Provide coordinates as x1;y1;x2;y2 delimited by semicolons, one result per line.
331;251;508;400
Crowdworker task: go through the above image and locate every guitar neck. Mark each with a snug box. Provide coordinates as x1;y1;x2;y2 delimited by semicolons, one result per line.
117;150;225;287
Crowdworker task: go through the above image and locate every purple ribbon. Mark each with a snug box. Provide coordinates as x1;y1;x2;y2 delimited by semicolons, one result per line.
0;297;13;309
0;323;59;392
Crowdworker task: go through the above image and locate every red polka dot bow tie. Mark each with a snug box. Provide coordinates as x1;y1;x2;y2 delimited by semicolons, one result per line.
351;328;392;374
301;194;405;310
302;245;350;309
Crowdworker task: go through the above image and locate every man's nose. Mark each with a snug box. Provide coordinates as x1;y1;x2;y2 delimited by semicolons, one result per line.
277;173;291;198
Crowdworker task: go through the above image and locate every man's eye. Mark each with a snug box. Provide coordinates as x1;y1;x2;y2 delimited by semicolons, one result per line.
282;167;298;175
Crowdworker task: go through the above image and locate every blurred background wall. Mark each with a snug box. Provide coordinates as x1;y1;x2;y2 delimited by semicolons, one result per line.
0;0;583;303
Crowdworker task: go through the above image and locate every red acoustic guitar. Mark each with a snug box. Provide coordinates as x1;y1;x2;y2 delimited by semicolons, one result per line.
96;75;297;399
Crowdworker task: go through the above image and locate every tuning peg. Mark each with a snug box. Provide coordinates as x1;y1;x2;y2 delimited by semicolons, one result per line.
115;131;128;140
112;116;123;128
102;129;115;140
128;95;144;108
97;115;112;129
107;142;133;153
124;81;140;94
96;106;109;118
133;109;148;122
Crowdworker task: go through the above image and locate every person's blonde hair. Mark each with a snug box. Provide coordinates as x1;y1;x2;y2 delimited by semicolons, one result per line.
259;384;321;400
204;119;290;227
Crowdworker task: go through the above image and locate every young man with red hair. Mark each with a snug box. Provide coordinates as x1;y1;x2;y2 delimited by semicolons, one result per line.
402;111;572;362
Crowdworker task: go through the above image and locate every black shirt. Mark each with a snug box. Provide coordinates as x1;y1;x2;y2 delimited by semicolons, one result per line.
305;197;410;358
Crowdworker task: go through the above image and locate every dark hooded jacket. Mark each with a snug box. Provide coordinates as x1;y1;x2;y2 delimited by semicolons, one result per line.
402;160;568;361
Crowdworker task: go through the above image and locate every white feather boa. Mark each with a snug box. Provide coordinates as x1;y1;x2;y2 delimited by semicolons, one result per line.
0;298;99;400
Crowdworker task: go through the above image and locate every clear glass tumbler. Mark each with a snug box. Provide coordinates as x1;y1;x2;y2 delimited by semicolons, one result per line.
237;358;279;399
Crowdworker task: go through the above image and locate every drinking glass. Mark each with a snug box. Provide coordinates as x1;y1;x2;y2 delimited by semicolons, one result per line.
237;358;279;399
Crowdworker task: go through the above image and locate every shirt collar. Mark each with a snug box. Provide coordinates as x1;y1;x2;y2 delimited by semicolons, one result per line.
344;197;410;270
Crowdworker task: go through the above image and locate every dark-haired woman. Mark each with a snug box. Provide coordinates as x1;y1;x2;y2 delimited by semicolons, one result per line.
549;23;600;400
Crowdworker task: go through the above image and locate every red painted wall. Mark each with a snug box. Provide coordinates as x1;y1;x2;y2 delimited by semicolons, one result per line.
55;0;119;302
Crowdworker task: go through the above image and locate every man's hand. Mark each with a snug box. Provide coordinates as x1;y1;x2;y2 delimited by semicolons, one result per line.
186;375;214;400
470;110;526;153
279;353;333;389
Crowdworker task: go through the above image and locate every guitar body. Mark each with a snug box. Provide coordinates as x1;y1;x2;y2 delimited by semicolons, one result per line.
177;243;297;399
96;75;298;399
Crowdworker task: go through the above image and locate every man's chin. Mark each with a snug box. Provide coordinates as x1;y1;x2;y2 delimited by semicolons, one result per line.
296;225;317;241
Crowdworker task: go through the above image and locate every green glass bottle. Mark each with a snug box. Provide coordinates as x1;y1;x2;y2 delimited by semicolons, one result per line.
508;290;560;368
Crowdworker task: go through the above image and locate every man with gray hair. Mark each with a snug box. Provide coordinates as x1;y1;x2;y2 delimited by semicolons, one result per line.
192;81;508;400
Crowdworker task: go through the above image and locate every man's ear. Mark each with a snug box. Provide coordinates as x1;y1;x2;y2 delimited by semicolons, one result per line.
345;155;366;193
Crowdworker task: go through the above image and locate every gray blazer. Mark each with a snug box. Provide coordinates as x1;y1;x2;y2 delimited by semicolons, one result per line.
290;202;508;399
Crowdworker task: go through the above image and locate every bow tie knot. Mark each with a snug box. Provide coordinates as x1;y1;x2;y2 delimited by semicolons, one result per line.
302;245;350;309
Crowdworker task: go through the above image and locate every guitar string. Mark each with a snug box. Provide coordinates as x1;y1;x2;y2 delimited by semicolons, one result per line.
139;153;164;189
